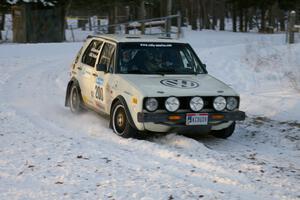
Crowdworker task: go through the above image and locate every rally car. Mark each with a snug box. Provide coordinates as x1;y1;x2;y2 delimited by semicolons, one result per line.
65;34;245;138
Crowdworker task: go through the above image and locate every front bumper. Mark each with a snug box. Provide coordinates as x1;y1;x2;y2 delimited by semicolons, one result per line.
137;111;246;126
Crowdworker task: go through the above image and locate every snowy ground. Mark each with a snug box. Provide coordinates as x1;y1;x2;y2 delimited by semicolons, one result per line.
0;30;299;199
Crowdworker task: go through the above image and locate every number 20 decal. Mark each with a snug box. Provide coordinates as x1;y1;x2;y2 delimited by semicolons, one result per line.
95;85;103;101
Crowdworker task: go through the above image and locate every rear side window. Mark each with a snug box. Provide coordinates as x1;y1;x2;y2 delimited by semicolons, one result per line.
82;40;103;67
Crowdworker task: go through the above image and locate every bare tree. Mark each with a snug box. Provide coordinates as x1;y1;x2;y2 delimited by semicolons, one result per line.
268;3;277;29
244;9;248;32
199;0;210;29
0;13;4;40
260;5;267;32
232;3;237;32
139;0;146;34
238;6;243;32
190;0;198;30
212;0;217;29
108;6;115;33
278;9;285;31
248;7;254;31
219;0;225;31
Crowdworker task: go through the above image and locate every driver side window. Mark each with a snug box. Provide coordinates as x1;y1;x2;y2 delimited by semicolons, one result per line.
180;50;192;69
98;43;115;72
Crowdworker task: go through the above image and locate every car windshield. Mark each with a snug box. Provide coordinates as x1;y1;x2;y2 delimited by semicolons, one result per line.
116;42;206;75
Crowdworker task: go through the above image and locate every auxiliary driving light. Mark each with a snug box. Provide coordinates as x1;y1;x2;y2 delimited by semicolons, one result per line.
226;97;238;111
165;97;180;112
190;97;204;112
213;96;226;111
145;98;158;112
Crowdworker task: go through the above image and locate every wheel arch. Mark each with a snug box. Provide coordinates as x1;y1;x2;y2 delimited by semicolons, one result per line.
110;95;137;130
65;78;83;107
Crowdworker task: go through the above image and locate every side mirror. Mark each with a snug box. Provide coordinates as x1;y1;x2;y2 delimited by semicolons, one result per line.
96;63;107;72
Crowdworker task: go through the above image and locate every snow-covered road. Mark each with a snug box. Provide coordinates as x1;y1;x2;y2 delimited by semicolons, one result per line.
0;32;299;199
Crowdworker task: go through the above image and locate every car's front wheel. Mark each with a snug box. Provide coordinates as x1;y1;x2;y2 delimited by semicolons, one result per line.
212;122;236;139
111;101;137;138
69;84;83;114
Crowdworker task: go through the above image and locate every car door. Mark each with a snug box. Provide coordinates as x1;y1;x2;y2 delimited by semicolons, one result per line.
77;39;103;106
91;41;116;113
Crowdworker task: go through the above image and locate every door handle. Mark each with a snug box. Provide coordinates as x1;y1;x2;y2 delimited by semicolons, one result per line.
77;66;82;70
92;73;98;77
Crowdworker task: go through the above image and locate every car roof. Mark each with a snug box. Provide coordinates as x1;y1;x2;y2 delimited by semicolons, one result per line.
88;34;186;44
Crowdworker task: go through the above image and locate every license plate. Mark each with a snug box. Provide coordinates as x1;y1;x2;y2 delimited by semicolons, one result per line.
186;113;208;125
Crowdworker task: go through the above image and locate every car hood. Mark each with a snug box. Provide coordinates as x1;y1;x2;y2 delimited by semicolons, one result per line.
118;74;238;97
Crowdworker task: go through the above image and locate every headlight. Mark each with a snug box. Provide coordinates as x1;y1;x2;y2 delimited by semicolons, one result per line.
190;97;204;112
227;97;238;111
213;96;226;111
165;97;180;112
145;98;158;112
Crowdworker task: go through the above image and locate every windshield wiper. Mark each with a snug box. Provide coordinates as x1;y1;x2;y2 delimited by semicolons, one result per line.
155;68;175;76
127;69;145;74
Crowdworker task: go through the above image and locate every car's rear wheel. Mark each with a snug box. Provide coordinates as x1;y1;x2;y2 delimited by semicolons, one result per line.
111;101;137;138
69;84;83;114
212;122;236;139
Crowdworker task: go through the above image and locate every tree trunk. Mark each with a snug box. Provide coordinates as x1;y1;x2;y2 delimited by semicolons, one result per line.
273;5;281;31
244;9;248;32
268;4;276;29
212;0;217;30
198;0;203;29
0;12;4;40
160;0;166;17
114;5;118;32
191;0;197;30
297;3;300;23
279;9;285;32
219;0;225;31
187;0;192;27
199;0;210;29
140;0;146;34
239;8;243;32
108;7;115;33
178;0;187;26
125;6;130;34
88;17;92;31
260;8;266;32
232;4;237;32
0;13;4;30
165;0;172;35
62;7;66;41
248;8;253;30
288;11;296;44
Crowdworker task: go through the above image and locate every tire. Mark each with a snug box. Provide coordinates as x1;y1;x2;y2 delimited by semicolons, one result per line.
111;101;137;138
212;122;236;139
69;84;83;114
